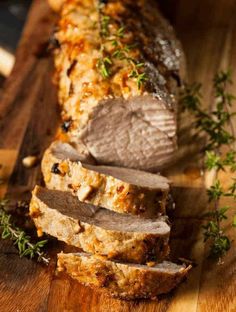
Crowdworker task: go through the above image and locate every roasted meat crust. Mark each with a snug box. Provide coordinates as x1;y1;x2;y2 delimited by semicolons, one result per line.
57;252;191;300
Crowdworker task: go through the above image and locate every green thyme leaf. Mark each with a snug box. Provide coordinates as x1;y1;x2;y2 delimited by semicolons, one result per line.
205;151;223;170
100;15;110;37
207;179;224;202
228;179;236;194
116;26;125;38
233;215;236;227
136;62;145;68
223;151;236;171
97;56;112;78
0;200;49;265
137;72;147;89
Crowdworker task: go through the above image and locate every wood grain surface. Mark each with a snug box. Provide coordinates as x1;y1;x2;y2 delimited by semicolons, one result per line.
0;1;236;311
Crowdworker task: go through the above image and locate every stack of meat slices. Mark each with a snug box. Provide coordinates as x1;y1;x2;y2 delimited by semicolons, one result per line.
29;0;191;299
30;142;190;299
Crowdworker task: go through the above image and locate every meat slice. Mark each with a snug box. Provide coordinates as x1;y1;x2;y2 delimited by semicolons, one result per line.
30;186;170;263
42;141;170;216
53;0;185;171
57;252;191;299
80;96;177;171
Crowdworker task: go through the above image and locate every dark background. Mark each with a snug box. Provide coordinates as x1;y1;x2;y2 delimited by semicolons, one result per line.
0;0;31;51
0;0;31;85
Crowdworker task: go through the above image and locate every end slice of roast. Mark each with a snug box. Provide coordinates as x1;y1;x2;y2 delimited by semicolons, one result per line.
42;141;170;216
80;96;178;171
57;252;191;299
30;186;170;263
53;0;185;171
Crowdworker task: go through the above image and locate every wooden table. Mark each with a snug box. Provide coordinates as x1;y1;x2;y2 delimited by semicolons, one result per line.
0;1;236;311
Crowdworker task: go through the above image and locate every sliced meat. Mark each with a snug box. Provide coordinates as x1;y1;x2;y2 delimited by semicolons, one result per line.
30;186;170;263
53;0;185;171
80;96;177;170
42;141;170;216
57;252;191;299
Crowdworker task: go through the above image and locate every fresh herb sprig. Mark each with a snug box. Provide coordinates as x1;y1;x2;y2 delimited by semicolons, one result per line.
97;55;112;78
96;13;113;78
97;6;147;89
180;70;236;260
0;199;49;265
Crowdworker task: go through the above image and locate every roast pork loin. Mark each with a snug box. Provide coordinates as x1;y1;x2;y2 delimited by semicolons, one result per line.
42;141;170;216
57;252;191;299
53;0;185;171
30;186;170;263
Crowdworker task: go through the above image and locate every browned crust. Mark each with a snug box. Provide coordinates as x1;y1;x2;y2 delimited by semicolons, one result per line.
57;252;191;299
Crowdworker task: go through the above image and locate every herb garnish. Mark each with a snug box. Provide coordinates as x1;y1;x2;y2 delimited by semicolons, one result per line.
97;55;112;78
181;70;236;260
97;4;147;89
0;199;49;264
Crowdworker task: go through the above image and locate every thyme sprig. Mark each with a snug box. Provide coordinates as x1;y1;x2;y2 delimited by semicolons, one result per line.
180;70;236;260
0;199;49;265
97;55;112;78
97;5;147;89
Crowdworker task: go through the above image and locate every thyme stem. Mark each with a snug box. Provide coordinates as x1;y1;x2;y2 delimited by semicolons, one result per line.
225;102;236;150
181;70;236;261
0;200;50;265
97;2;147;88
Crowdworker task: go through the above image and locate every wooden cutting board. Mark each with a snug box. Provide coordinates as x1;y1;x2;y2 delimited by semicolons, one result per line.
0;1;236;311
